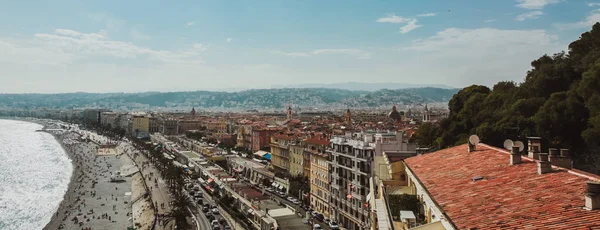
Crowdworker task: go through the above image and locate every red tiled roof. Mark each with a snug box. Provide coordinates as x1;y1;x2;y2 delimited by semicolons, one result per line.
304;137;329;146
404;144;600;230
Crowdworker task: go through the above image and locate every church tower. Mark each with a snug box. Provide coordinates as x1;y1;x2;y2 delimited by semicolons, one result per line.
423;104;430;122
287;105;293;120
345;108;352;124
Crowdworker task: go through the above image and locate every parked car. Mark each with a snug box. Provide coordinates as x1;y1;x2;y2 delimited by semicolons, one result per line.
287;197;295;202
223;225;231;230
219;218;226;224
212;208;219;214
315;214;325;222
292;199;301;205
202;207;209;213
313;224;323;230
211;220;219;226
311;211;320;217
189;190;196;196
206;213;215;221
328;221;339;229
196;199;203;205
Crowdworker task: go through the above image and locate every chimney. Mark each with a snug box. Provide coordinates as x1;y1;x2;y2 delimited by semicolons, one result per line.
560;148;570;157
549;148;572;169
585;181;600;210
527;137;542;159
537;153;552;174
549;148;559;157
468;143;476;152
510;146;521;165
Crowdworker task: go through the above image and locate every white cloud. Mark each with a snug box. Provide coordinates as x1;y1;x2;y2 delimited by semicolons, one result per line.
376;15;412;23
274;49;371;59
589;2;600;7
226;38;232;42
554;9;600;29
377;14;423;33
515;0;560;9
417;13;436;17
397;27;562;86
484;19;497;23
400;19;422;33
187;21;195;26
28;29;203;64
515;11;544;21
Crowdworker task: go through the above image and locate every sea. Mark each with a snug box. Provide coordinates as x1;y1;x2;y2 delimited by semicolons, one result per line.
0;119;73;230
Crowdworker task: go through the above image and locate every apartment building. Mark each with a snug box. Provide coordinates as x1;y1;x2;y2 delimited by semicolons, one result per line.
306;136;331;218
131;114;150;138
329;133;374;230
270;134;294;173
289;143;305;177
328;131;416;230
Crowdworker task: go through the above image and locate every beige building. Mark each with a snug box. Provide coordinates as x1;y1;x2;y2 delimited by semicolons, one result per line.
289;143;305;177
306;136;331;218
270;134;294;173
132;114;149;138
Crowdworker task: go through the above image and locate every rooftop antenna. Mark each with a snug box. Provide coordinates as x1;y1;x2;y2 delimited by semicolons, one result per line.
468;135;479;152
503;139;514;151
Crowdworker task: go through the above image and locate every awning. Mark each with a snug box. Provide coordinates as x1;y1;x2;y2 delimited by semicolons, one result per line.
247;209;254;214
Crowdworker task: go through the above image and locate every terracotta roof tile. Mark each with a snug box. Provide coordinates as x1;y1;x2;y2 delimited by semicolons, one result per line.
404;144;600;229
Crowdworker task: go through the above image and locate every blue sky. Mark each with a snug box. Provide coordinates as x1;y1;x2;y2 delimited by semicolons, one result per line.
0;0;598;93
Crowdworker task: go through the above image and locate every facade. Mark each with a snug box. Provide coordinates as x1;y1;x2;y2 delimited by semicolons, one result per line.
269;134;294;173
289;143;305;177
100;112;117;128
207;118;227;133
148;116;160;133
353;112;387;123
161;118;179;135
302;146;312;178
251;128;278;152
328;133;375;230
132;115;150;138
307;137;331;219
178;119;203;133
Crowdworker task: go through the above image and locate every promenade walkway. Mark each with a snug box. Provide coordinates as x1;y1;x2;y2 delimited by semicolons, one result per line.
119;142;176;230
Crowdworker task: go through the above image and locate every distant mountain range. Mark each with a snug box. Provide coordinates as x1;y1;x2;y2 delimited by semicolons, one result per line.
271;82;456;91
0;87;459;111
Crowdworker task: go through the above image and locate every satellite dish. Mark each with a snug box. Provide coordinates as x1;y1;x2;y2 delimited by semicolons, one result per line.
468;135;480;145
503;139;514;150
514;141;525;152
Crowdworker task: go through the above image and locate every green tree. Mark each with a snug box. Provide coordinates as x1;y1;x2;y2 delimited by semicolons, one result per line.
534;91;588;149
414;122;438;148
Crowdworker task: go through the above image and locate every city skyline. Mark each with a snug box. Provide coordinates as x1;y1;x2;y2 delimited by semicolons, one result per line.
1;0;599;93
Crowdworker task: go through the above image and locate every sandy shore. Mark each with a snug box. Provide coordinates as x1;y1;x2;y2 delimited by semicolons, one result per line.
42;129;134;230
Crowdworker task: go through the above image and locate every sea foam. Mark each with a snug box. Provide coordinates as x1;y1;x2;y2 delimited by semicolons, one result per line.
0;119;73;230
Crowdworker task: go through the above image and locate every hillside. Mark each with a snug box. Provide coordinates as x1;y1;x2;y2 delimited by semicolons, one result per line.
0;87;458;110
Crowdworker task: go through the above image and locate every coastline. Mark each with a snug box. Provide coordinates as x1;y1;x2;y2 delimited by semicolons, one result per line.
41;127;80;230
31;119;135;230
